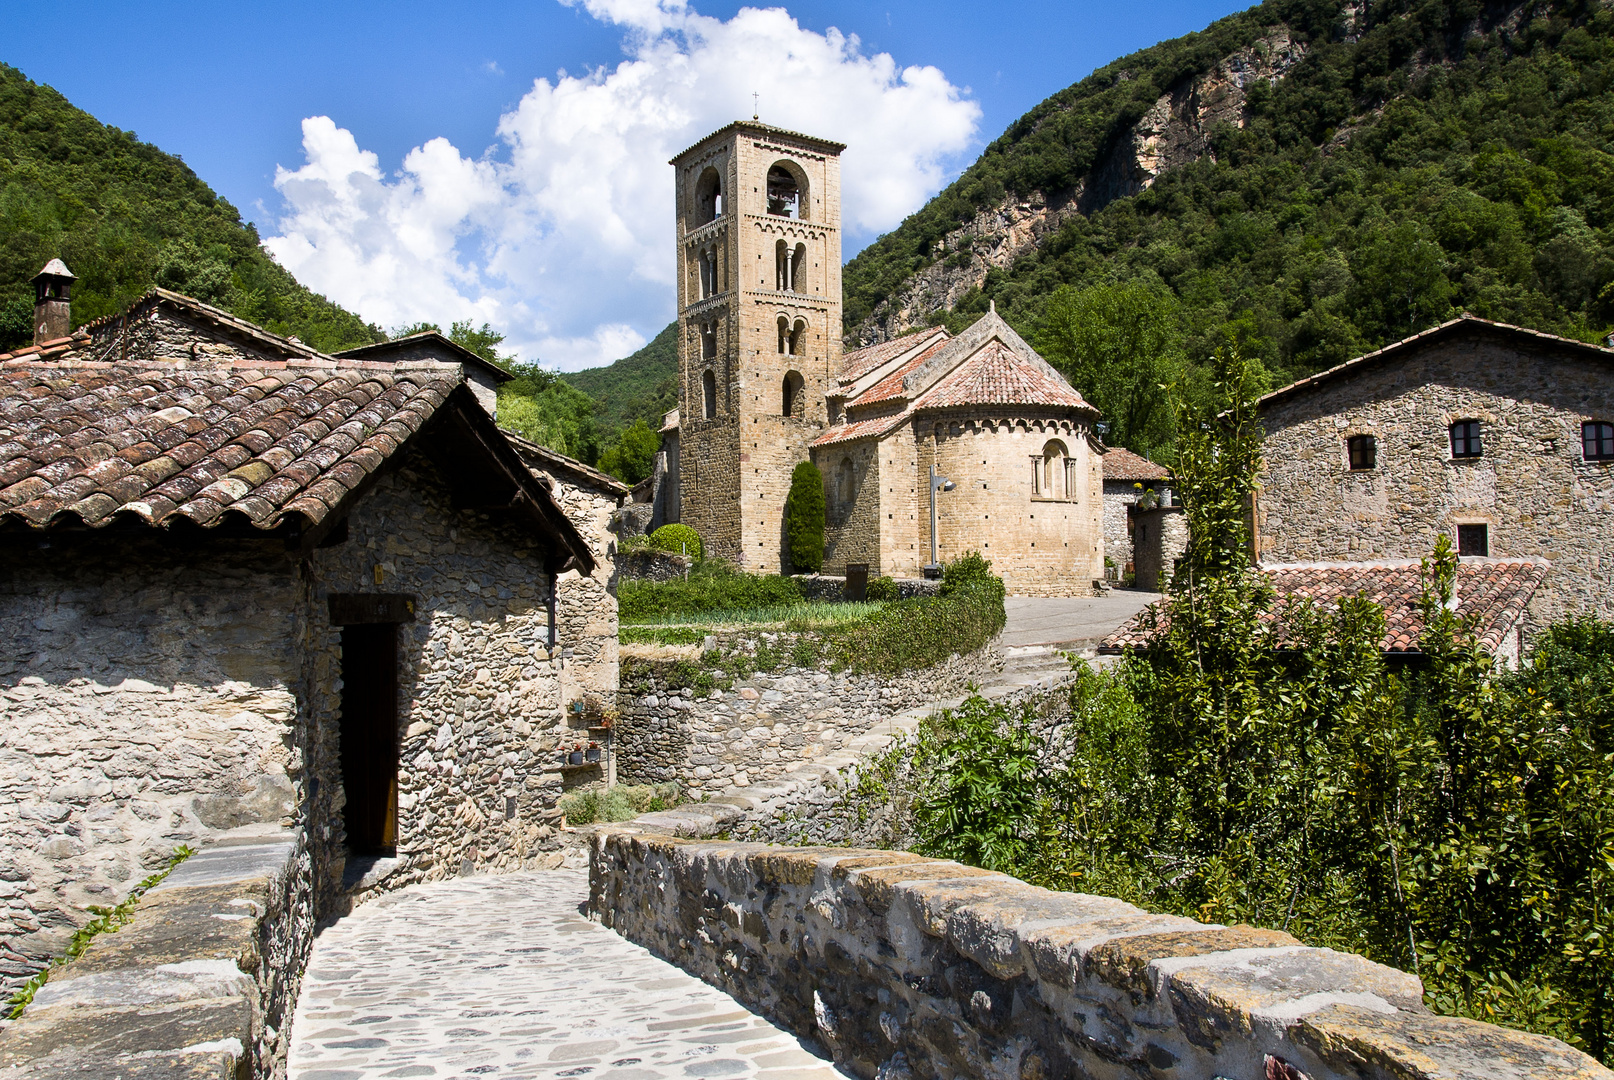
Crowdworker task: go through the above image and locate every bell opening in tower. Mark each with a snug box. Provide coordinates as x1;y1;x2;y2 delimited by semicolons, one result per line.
766;166;801;219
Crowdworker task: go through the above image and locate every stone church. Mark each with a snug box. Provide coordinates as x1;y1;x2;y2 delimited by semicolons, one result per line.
665;122;1104;594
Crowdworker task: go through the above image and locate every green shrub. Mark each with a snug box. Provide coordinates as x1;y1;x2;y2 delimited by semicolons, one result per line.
619;572;804;621
826;553;1005;675
866;576;899;601
784;461;826;573
558;783;683;824
648;524;703;560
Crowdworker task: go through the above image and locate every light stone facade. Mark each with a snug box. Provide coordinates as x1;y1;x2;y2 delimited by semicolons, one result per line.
671;122;845;570
1256;318;1614;629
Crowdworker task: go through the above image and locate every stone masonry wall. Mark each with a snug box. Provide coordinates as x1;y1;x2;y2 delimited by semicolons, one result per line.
613;642;1002;796
0;534;303;998
0;830;314;1080
1133;505;1188;591
306;446;576;907
538;470;622;714
1257;331;1614;628
591;834;1607;1080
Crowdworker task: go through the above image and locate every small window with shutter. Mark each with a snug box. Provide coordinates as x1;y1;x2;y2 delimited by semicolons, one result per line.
1347;434;1377;471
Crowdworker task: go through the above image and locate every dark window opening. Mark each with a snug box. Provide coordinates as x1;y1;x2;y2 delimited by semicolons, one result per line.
701;321;716;360
782;370;805;418
1347;434;1377;471
1583;421;1614;461
338;623;399;854
1457;523;1489;557
702;369;717;420
694;166;723;224
766;165;801;218
1450;420;1483;459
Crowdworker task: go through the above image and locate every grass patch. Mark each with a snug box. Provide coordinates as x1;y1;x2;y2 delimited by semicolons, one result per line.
5;845;194;1019
624;600;887;629
559;783;684;824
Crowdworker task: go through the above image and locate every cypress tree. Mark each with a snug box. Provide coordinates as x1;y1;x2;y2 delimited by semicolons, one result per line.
784;461;826;573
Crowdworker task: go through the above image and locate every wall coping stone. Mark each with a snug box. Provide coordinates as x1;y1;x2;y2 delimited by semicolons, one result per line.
590;832;1613;1080
0;829;310;1080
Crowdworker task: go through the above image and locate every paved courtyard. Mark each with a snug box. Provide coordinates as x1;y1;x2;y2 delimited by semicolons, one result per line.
1001;590;1160;648
289;870;844;1080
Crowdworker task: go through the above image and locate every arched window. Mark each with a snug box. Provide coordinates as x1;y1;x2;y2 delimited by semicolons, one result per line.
1040;440;1068;498
693;166;723;225
775;239;789;291
789;319;806;357
791;244;807;295
837;457;855;511
782;370;805;418
702;369;717;420
697;246;718;299
700;322;716;360
766;164;803;219
777;315;789;355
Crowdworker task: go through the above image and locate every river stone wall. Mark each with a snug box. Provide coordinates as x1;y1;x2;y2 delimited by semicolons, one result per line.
590;832;1611;1080
613;641;1002;796
0;829;313;1080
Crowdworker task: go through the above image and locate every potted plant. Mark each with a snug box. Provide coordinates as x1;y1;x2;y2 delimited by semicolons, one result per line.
585;741;601;763
567;743;585;766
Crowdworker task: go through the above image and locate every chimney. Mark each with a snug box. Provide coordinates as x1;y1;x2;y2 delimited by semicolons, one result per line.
33;259;75;345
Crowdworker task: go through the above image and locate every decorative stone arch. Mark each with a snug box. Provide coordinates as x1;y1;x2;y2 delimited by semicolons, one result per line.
693;165;724;225
782;370;805;418
791;243;807;294
776;315;790;354
701;368;718;420
1035;438;1070;498
788;318;807;357
765;160;809;220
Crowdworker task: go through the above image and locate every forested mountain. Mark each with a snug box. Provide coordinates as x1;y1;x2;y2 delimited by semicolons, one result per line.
843;0;1614;383
560;322;679;436
0;63;380;353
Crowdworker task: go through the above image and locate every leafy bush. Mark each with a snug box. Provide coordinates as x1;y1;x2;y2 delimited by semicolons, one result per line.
648;524;703;560
865;575;899;601
784;461;826;573
827;553;1006;675
558;783;683;825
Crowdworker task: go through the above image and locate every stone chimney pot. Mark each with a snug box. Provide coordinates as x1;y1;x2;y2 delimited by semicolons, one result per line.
32;259;76;345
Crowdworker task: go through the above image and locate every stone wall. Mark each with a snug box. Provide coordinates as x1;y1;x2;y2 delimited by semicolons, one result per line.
0;533;303;998
613;642;1002;796
590;833;1610;1080
1133;505;1188;591
614;549;693;583
1257;328;1614;627
0;830;314;1080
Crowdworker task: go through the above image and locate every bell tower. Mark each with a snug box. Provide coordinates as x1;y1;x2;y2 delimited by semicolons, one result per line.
670;122;845;570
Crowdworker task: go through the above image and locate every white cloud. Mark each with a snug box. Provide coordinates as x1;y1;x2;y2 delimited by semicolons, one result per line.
264;1;980;370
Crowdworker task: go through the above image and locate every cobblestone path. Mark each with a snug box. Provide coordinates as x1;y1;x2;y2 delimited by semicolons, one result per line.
289;870;843;1080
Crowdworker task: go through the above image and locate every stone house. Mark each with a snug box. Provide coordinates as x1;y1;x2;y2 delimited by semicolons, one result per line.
809;309;1103;594
0;284;604;995
1099;445;1172;576
1255;316;1614;630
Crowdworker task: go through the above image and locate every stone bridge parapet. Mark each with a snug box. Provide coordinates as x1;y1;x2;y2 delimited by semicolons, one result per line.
590;831;1612;1080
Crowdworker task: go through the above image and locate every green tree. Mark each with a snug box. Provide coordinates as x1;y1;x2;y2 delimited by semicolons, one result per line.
783;462;826;573
597;419;660;484
1037;281;1183;461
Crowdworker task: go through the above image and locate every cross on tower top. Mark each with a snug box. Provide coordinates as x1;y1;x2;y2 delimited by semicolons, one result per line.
752;92;759;120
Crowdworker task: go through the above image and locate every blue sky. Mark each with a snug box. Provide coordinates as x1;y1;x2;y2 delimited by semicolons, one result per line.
2;0;1250;367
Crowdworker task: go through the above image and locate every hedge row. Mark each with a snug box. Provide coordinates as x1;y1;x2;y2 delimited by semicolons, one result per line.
617;570;804;621
826;560;1006;675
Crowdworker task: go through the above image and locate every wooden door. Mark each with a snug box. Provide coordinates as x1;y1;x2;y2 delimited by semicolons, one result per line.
338;623;399;853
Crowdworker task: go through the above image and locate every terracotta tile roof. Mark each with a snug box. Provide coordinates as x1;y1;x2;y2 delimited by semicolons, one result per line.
504;429;630;497
336;332;514;385
1257;315;1614;413
1102;446;1171;482
912;340;1094;413
0;355;459;532
1100;559;1548;655
811;410;912;448
854;337;952;406
838;328;948;384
